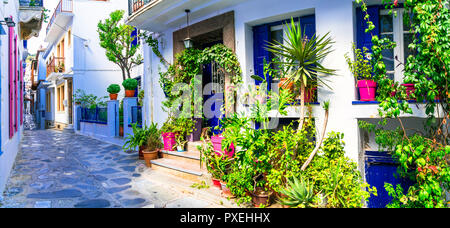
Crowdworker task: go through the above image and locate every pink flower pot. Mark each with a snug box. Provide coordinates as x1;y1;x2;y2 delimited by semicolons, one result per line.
358;80;377;101
401;84;416;100
211;135;235;158
162;132;177;151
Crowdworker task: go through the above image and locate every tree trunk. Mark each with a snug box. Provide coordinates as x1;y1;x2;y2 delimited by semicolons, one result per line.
297;82;306;132
301;108;329;171
121;68;126;81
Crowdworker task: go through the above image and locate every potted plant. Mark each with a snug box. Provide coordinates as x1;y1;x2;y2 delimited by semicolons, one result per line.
119;100;124;136
211;134;235;158
141;123;163;167
200;141;234;190
161;116;195;151
122;78;138;97
278;175;315;208
175;136;187;152
345;44;377;101
107;84;121;100
401;83;416;100
123;123;150;160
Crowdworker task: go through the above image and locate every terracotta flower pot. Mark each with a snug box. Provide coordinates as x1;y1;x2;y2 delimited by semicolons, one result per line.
109;93;118;100
125;90;136;97
304;87;317;103
138;146;145;160
119;125;124;137
251;190;271;207
212;178;222;189
278;78;294;92
142;149;159;167
220;181;233;198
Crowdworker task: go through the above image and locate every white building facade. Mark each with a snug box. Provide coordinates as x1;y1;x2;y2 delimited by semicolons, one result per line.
0;0;44;194
126;0;437;207
40;0;143;131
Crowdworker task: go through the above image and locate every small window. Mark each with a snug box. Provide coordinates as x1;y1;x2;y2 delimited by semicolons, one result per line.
68;29;72;47
379;9;414;83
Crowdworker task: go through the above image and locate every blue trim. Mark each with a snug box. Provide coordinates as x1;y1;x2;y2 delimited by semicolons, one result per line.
0;38;2;153
352;100;441;105
128;124;142;128
80;120;107;125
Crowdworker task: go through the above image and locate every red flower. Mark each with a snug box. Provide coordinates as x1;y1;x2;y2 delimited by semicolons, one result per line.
429;166;438;174
394;0;398;7
417;167;423;172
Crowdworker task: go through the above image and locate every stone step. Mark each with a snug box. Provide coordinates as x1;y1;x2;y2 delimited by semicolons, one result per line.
139;169;239;208
187;141;204;152
159;149;206;169
150;158;204;182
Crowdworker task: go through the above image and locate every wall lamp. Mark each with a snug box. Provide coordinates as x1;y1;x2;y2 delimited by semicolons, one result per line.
1;17;16;28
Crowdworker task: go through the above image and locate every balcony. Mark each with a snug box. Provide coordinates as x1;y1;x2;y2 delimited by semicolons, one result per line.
45;0;73;44
126;0;244;32
129;0;155;15
46;56;65;78
18;0;45;40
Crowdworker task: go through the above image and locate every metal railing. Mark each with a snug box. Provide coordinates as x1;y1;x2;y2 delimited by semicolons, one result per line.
19;0;44;7
46;0;73;34
128;0;153;15
80;107;107;124
46;56;65;77
131;106;142;128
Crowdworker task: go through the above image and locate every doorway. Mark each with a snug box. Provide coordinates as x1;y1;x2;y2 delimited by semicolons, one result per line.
194;29;224;135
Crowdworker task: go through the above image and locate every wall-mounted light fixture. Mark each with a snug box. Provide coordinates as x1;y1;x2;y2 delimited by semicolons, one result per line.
1;17;16;28
183;9;193;49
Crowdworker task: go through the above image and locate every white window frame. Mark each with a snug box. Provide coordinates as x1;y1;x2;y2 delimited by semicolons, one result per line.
380;8;412;83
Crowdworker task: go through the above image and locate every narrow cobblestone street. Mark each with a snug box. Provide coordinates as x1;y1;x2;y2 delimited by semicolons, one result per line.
0;115;225;208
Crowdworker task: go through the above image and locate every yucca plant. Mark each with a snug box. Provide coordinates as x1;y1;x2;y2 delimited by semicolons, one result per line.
278;175;316;208
266;18;336;132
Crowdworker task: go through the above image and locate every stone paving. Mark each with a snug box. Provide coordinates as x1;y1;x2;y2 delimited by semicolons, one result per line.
0;115;224;208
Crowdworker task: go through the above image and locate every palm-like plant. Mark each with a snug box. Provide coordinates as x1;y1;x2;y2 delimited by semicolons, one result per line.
278;175;316;208
266;18;336;132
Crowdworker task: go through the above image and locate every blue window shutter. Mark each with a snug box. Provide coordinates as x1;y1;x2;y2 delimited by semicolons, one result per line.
356;6;380;52
131;27;138;48
300;15;316;41
253;24;271;91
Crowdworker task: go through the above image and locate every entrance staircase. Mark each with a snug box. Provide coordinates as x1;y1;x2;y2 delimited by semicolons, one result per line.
150;141;207;182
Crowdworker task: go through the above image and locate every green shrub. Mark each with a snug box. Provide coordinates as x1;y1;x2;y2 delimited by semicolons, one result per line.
122;78;138;90
107;84;121;94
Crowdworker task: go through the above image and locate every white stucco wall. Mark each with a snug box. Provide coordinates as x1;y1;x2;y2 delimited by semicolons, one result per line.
0;0;25;194
139;0;363;161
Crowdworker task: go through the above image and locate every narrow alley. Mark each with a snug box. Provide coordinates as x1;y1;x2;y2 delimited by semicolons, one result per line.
0;115;225;208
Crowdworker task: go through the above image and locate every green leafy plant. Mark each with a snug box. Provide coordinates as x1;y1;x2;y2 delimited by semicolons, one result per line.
345;43;373;80
278;175;316;208
138;90;145;106
97;10;143;81
266;17;336;132
107;84;121;94
122;78;138;91
356;0;449;208
145;123;163;151
73;89;107;108
123;123;154;152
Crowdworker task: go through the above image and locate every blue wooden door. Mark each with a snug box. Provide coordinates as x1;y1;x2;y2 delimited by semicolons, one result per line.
365;151;414;208
203;62;224;135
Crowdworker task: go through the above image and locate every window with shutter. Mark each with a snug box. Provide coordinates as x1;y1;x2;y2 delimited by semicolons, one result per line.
8;26;14;138
252;15;316;130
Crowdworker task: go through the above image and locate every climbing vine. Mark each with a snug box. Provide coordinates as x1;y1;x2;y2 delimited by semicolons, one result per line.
357;0;450;208
143;32;242;118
